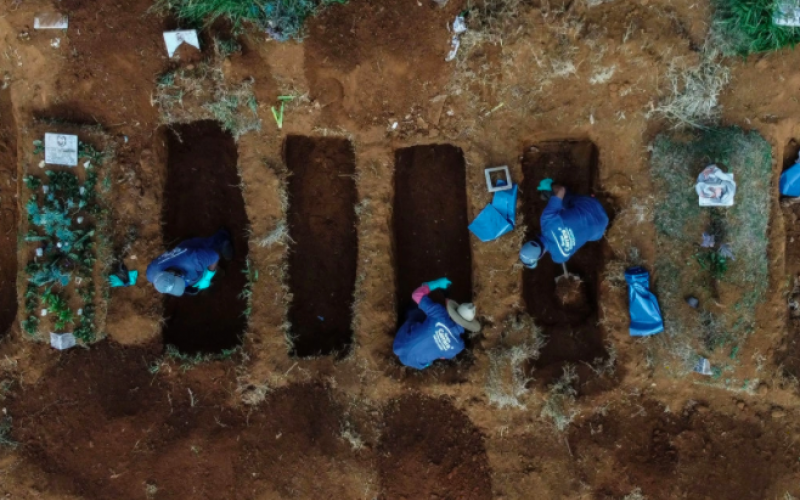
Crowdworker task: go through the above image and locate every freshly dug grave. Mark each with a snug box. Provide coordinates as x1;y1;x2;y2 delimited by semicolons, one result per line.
0;89;17;337
285;136;358;357
7;342;374;500
568;398;800;499
778;138;800;377
520;141;608;382
378;394;492;500
393;145;472;316
161;121;249;354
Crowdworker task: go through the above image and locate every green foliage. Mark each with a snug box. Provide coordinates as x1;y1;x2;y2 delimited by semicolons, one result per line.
42;289;74;331
694;248;729;280
712;0;800;55
23;141;107;344
150;344;240;373
154;0;346;41
32;139;44;155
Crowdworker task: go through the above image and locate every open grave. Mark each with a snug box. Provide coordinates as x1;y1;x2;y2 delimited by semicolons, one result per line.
393;145;472;318
778;139;800;376
0;89;17;338
285;136;357;357
520;141;609;383
379;394;492;499
161;121;249;354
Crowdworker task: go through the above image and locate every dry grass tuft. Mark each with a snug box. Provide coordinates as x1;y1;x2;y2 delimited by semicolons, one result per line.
540;364;580;431
485;314;545;409
648;46;730;129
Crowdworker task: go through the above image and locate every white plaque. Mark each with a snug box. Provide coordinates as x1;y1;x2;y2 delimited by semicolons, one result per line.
44;133;78;166
50;332;76;350
163;30;200;57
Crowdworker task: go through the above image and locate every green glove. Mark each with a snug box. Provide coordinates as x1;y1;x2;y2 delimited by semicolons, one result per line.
425;277;452;291
537;178;554;192
195;268;216;290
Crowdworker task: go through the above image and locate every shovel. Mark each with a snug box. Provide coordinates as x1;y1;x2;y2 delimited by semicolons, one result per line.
555;262;586;308
556;263;578;283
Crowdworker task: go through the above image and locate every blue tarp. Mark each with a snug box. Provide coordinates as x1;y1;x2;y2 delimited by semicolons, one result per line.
469;185;518;242
625;266;664;336
781;163;800;197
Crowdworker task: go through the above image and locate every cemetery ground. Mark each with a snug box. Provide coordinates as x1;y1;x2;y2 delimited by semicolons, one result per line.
3;0;800;498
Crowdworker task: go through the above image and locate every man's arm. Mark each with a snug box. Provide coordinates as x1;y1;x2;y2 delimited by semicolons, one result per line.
411;284;431;304
195;247;220;271
540;194;565;229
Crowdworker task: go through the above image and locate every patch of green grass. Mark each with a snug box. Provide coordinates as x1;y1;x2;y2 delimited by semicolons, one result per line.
149;344;240;373
711;0;800;55
651;127;771;370
153;0;346;40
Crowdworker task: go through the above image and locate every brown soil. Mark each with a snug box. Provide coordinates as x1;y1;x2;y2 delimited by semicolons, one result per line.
555;276;589;310
520;142;609;382
569;398;800;500
393;145;472;314
0;88;17;337
378;394;492;500
161;122;249;353
285;136;358;357
4;0;800;497
7;342;373;500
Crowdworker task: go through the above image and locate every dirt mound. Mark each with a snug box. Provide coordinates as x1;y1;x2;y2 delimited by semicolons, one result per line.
555;276;589;311
8;343;372;499
569;399;800;499
304;0;460;126
379;394;492;500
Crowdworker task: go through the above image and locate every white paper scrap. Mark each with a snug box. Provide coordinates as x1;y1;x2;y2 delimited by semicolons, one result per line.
34;13;68;29
44;133;78;166
163;30;200;57
50;332;76;350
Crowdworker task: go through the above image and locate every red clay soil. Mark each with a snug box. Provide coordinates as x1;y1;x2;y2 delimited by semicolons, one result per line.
49;0;166;136
520;142;609;383
161;121;249;353
393;145;472;315
304;0;462;127
378;394;492;500
285;136;358;357
569;398;800;500
0;89;17;337
7;341;367;500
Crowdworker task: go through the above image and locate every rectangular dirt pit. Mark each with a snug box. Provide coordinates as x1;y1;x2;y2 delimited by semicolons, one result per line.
520;141;608;380
0;89;16;338
285;136;358;357
394;145;472;318
161;121;249;354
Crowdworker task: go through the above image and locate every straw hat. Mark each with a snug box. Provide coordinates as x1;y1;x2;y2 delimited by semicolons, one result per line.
446;300;481;333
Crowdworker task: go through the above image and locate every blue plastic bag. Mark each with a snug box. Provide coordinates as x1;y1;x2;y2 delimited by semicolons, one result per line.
469;185;518;242
781;163;800;197
625;266;664;336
